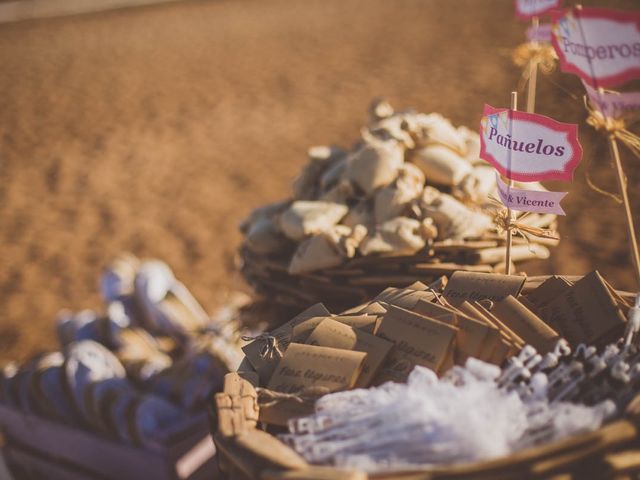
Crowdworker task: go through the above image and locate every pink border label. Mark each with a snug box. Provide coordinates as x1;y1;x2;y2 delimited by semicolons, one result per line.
583;80;640;118
551;7;640;88
515;0;561;21
496;173;567;215
479;104;582;182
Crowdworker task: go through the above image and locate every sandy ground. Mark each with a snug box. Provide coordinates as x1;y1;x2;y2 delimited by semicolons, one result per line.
0;0;638;363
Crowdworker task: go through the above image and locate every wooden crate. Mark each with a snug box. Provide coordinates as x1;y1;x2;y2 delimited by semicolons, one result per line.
0;403;219;480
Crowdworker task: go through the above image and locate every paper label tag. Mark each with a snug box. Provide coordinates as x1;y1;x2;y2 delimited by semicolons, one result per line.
406;281;430;291
356;302;388;315
471;301;525;347
376;305;458;378
374;287;436;310
291;316;332;343
333;315;380;334
539;271;627;345
492;295;559;352
457;301;503;361
480;104;582;182
583;80;640;118
305;318;393;388
414;299;496;362
412;299;458;325
443;271;526;306
266;343;365;394
292;315;379;342
551;7;640;88
515;0;561;20
527;23;553;43
496;173;566;214
242;303;331;382
524;275;574;308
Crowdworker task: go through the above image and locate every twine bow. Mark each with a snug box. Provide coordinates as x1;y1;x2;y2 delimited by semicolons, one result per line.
583;98;640;203
586;103;640;160
489;198;560;246
255;386;330;408
512;42;558;91
241;333;283;359
426;287;448;307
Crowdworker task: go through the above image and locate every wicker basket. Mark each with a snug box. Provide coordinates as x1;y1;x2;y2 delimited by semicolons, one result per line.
212;272;639;479
240;233;558;312
209;372;640;480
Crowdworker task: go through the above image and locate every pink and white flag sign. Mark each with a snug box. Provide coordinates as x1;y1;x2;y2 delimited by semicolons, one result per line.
583;80;640;119
551;7;640;88
496;174;567;215
480;104;583;182
515;0;561;21
527;23;553;43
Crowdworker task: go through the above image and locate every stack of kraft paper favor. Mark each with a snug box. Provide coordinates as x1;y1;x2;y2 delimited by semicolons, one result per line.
235;270;631;427
210;270;640;479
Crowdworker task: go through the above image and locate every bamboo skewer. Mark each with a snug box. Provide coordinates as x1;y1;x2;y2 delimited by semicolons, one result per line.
505;91;518;274
607;133;640;290
526;16;539;114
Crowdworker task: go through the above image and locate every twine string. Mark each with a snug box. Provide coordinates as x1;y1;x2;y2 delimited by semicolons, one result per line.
488;198;559;253
586;100;640;159
255;386;330;408
583;97;640;203
512;42;558;91
241;333;283;359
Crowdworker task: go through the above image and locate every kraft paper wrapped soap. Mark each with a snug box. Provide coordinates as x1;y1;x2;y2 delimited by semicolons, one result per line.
410;144;473;186
280;201;348;241
373;163;425;223
359;217;425;256
344;136;404;194
419;187;493;240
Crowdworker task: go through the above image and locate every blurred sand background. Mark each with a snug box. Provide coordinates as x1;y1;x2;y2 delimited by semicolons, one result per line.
0;0;638;363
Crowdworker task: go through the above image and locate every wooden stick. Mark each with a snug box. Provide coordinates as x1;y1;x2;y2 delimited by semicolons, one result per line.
590;82;640;290
526;16;539;114
608;133;640;289
506;91;518;274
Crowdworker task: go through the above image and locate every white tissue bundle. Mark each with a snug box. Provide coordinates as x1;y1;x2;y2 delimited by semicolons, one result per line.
282;360;613;472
